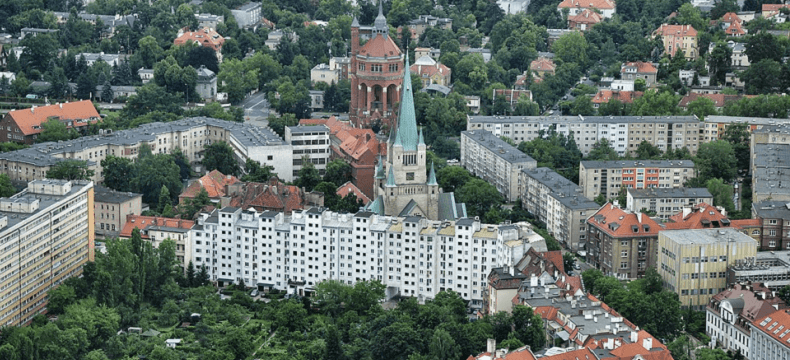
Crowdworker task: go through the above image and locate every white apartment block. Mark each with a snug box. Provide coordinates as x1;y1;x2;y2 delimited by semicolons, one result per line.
578;160;696;200
190;207;541;306
285;125;331;178
519;167;599;251
460;130;537;202
0;117;296;183
626;187;713;219
467;115;701;157
0;179;94;326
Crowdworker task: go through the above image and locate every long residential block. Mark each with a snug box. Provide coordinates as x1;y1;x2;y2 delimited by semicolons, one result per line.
626;187;713;219
190;207;544;307
466;115;701;157
519;167;600;251
579;159;696;200
0;179;94;326
460;130;536;202
0;117;300;183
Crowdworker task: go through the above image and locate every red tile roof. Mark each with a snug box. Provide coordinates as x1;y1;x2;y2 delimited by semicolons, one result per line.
6;100;99;135
663;202;736;230
720;12;742;24
558;0;615;9
568;9;604;26
336;181;371;205
709;282;786;325
467;346;538;360
591;90;643;104
677;93;751;108
299;116;384;161
226;178;305;213
530;57;556;73
544;250;565;274
588;203;660;238
752;308;790;345
539;348;597;360
654;24;698;37
763;4;790;12
358;33;401;58
410;57;451;79
120;215;194;239
621;61;658;74
725;21;746;36
174;27;225;52
179;170;240;202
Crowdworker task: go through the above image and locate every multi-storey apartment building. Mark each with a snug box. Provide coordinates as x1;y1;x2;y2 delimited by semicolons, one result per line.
519;167;600;251
0;117;294;183
587;204;660;279
750;308;790;360
189;207;540;306
579;159;696;200
466;115;700;156
706;282;785;358
93;186;142;239
653;24;699;59
626;187;713;219
0;179;94;326
752;201;790;251
658;228;758;310
752;143;790;203
120;215;195;268
285;125;331;178
702;116;790;143
0;100;100;144
461;130;537;202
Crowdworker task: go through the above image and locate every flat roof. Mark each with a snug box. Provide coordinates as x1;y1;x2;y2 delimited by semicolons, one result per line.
462;130;536;164
582;159;695;169
94;185;142;204
752;201;790;219
0;180;92;231
661;228;758;245
628;187;712;198
287;124;329;134
753;144;790;197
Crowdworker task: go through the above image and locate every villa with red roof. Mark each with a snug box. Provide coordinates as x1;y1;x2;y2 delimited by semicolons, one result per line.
557;0;616;19
653;24;699;59
621;61;658;87
335;181;371;205
762;3;790;17
174;27;225;62
568;9;604;31
591;90;643;108
178;170;240;204
0;100;100;144
587;203;661;279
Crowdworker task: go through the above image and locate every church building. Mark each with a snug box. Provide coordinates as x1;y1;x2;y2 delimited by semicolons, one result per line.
365;54;467;220
349;2;403;130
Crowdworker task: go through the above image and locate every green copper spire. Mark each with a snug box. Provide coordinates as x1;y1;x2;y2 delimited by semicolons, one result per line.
427;162;437;185
418;128;425;146
385;167;396;187
375;155;385;179
394;53;418;151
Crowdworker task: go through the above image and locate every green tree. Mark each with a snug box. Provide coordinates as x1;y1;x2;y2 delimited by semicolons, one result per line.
219;58;259;104
121;83;184;119
569;95;595;116
746;32;785;64
686;97;718;120
695;140;738;183
436;166;471;193
778;285;790;304
512;305;545;350
131;153;183;206
708;42;732;86
324;159;352;187
241;159;275;183
635;141;662;159
202;141;240;176
157;185;171;213
296;161;321;192
563;253;576;272
675;4;707;35
428;329;460;360
722;123;750;171
47;160;94;180
47;284;76;315
179;187;211;219
586;139;620;160
0;174;16;197
553;31;589;69
38;118;80;143
137;35;164;69
706;178;735;214
742;59;782;95
456;178;504;218
314;181;340;209
101;156;135;192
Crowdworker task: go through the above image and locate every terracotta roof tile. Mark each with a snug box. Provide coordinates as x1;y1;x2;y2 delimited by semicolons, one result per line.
179;170;240;201
663;202;749;230
621;61;658;74
120;215;195;238
568;9;604;25
752;308;790;345
678;93;751;108
174;27;225;52
654;24;698;37
336;181;371;204
726;21;746;36
763;4;790;12
530;57;556;73
591;90;643;104
544;250;565;273
558;0;615;9
6;100;99;135
587;203;660;238
720;12;742;23
358;34;401;58
226;179;305;213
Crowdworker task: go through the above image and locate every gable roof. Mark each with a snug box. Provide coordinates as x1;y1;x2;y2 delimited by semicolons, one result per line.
5;100;100;136
720;12;742;24
762;3;790;12
752;308;790;345
120;215;195;239
654;24;698;37
558;0;615;10
663;202;735;230
677;93;751;108
174;27;225;52
179;170;240;201
725;20;746;36
336;181;371;205
226;179;305;213
530;57;556;73
588;203;660;238
568;9;604;25
621;61;658;74
591;90;643;104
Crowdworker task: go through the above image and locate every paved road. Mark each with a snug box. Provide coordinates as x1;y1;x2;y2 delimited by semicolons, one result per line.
238;91;272;120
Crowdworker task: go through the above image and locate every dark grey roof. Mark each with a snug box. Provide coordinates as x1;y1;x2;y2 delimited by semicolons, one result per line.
260;210;278;218
220;206;239;213
521;167;597;210
0;117;286;167
706;116;788;125
1;180;92;230
421;84;451;95
752;201;790;219
455;218;475;226
355;211;374;218
287;124;329;134
306;207;323;214
753;124;790;135
581;159;695;169
236;2;261;11
94;185;142;203
462;130;536;165
628;187;712;199
404;215;422;223
753;144;790;197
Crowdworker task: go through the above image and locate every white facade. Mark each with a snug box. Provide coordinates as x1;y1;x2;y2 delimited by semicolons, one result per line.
750;315;790;360
707;300;751;357
190;208;535;305
285;125;330;178
460;130;537;202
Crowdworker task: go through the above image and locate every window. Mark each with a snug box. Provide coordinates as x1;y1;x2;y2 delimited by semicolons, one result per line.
620;262;628;269
621;250;628;258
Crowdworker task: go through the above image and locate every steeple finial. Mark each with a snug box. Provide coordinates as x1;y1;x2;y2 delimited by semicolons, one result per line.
418;127;425;146
378;0;384;17
393;53;418;151
427;162;438;186
386;167;396;187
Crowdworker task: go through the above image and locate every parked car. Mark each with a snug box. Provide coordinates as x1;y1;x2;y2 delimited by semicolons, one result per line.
574;262;581;270
250;289;259;297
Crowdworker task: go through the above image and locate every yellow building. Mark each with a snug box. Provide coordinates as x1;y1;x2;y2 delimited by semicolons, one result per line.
653;24;699;60
658;228;757;310
0;179;94;326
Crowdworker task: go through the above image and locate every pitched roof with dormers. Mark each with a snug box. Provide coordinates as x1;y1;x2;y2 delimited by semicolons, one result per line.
720;12;742;24
174;27;225;52
5;100;100;136
120;215;195;239
358;33;401;58
588;203;660;238
725;20;746;36
654;24;698;37
709;282;786;327
226;178;306;213
591;90;643;104
752;308;790;346
336;181;371;205
568;9;604;26
621;61;658;75
663;202;744;230
179;170;240;202
531;57;556;73
558;0;615;9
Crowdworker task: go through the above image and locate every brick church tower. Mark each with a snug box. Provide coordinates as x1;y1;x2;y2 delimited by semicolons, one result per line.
349;1;403;130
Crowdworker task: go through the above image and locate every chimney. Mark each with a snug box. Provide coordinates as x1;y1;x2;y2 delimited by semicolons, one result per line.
487;339;496;354
637;212;642;223
642;337;653;350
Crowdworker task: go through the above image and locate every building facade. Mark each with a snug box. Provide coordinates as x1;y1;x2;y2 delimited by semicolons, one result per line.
120;215;195;268
174;27;225;63
727;251;790;290
626;187;713;219
461;130;537;202
410;56;451;87
467;115;701;157
310;63;340;85
579;159;696;200
654;24;699;59
231;2;261;29
620;61;658;87
190;207;536;306
0;179;94;326
658;228;758;309
285;125;331;178
94;186;142;239
349;4;403;129
0;100;100;144
587;204;660;279
195;65;217;101
519;167;600;251
557;0;616;18
752;201;790;251
750;308;790;360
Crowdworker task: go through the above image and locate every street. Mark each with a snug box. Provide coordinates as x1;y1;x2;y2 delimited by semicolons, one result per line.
238;91;273;120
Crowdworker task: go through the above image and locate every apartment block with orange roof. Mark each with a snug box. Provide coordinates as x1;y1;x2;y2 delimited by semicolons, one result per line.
587;203;662;279
653;24;699;60
0;100;100;145
750;307;790;360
